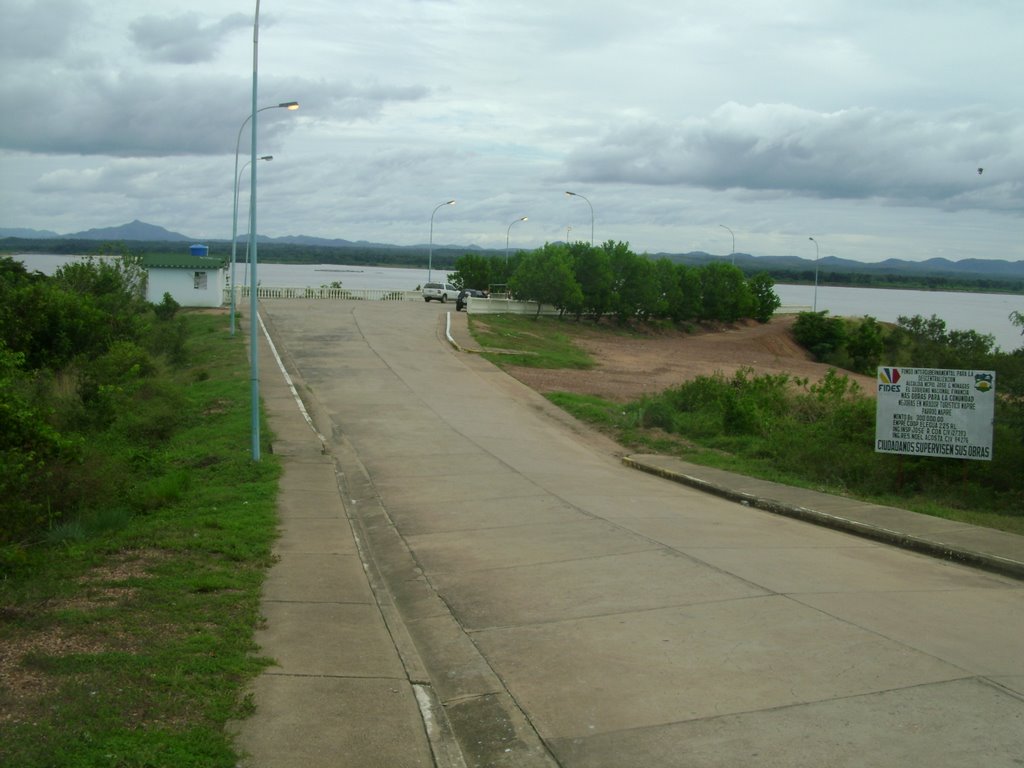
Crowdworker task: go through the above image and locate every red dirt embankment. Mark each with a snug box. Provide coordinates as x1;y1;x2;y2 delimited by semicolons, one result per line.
502;315;876;403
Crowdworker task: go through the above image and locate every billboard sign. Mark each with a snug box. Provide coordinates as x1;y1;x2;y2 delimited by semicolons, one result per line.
875;367;995;460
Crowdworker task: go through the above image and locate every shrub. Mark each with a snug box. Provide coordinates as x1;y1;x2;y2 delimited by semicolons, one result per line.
792;311;846;360
154;291;180;321
0;344;79;544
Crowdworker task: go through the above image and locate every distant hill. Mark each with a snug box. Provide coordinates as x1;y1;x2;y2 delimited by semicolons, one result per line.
262;234;398;249
0;220;191;241
65;220;193;242
0;227;60;238
2;220;1022;280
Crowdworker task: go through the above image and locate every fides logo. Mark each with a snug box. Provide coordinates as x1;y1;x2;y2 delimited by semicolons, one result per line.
878;367;901;393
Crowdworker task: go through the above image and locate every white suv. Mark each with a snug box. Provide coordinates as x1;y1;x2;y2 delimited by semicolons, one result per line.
422;281;459;303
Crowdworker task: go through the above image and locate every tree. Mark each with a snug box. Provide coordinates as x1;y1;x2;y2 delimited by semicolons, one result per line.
747;272;781;323
700;262;753;322
605;241;659;322
509;244;582;318
673;264;703;322
1010;310;1024;347
450;253;494;292
568;243;613;320
846;316;884;373
653;258;683;321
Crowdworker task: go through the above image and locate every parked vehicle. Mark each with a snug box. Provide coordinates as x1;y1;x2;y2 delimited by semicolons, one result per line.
422;281;460;303
456;288;487;311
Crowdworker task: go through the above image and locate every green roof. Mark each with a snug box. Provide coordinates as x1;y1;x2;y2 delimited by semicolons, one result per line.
140;254;226;269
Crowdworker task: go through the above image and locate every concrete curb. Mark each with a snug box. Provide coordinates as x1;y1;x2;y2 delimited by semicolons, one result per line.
622;455;1024;581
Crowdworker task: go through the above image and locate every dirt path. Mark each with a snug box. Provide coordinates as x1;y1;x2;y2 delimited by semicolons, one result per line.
502;315;876;402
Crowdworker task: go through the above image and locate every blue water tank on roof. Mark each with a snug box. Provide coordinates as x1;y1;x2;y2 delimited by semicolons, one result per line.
190;244;209;257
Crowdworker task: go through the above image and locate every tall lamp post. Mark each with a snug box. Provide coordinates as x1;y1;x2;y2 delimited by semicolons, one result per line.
808;236;820;313
720;224;735;265
234;155;272;286
428;199;455;282
565;191;593;246
230;100;298;336
248;1;262;461
505;216;527;263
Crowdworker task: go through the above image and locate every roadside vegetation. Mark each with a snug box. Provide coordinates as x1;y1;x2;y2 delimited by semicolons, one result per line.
450;241;781;324
468;310;1024;535
0;255;278;766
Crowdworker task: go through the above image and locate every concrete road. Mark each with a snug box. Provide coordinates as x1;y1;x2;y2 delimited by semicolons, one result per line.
261;299;1024;768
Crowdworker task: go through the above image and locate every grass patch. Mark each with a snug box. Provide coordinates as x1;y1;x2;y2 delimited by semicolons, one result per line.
0;312;280;767
468;313;596;369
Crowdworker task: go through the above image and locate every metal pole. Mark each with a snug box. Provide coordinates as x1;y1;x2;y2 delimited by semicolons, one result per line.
505;216;527;263
230;103;295;335
565;191;593;246
809;236;820;313
249;0;261;461
428;200;455;282
720;224;735;265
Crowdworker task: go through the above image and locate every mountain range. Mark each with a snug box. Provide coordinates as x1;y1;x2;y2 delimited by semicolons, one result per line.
3;220;1023;280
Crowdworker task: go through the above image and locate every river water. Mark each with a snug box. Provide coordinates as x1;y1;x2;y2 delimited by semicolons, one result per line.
12;253;1024;351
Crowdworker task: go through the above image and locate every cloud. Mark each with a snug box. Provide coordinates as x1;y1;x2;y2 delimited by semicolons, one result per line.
0;69;428;157
0;0;88;60
129;12;251;64
565;103;1024;211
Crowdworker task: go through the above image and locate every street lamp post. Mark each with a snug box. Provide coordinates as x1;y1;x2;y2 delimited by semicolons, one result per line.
428;200;455;282
720;224;735;265
248;1;262;461
565;191;593;246
230;100;298;336
234;155;272;287
809;236;820;313
505;216;527;263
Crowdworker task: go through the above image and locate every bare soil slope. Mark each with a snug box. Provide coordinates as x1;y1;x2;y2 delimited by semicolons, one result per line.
502;315;876;402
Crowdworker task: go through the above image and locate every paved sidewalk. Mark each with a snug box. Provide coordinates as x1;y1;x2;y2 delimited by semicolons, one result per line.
229;316;448;768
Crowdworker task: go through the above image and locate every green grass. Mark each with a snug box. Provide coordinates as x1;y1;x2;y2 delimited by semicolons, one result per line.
468;313;596;369
0;312;280;768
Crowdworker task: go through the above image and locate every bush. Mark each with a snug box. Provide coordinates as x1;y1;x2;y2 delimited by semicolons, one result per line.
154;291;180;321
0;344;79;543
792;311;846;360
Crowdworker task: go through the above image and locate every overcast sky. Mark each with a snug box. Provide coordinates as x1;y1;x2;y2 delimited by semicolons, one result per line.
1;0;1022;262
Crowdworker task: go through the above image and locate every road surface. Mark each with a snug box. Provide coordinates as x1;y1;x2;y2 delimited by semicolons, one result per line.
261;299;1024;768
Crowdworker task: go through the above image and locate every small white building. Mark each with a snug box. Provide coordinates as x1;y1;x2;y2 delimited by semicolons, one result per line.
142;250;226;308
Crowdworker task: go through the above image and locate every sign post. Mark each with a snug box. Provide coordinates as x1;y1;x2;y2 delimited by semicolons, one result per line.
875;367;995;461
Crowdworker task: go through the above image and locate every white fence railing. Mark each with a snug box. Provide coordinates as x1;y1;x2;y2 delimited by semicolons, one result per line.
227;287;420;302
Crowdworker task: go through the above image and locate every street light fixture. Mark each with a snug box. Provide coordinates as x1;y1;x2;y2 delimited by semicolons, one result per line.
505;216;528;263
428;199;455;282
720;224;735;265
235;155;272;286
809;236;820;313
230;100;298;336
565;191;594;246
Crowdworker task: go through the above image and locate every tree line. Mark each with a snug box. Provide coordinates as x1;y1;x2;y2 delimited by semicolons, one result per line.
450;240;781;324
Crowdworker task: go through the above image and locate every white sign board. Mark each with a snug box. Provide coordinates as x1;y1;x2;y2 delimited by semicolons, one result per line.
875;367;995;460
